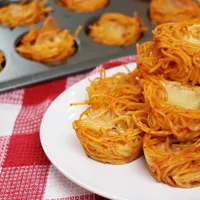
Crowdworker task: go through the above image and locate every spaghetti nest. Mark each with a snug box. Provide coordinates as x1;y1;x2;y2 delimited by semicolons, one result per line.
16;17;81;63
73;106;144;165
0;0;52;27
150;0;200;25
137;20;200;85
72;68;146;164
0;52;5;71
57;0;108;12
133;76;200;141
88;12;147;46
143;134;200;188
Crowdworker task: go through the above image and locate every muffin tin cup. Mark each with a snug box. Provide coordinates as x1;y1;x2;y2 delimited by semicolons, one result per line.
0;0;155;93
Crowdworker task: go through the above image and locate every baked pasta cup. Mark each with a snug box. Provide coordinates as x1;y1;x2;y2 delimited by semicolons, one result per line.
72;67;146;164
150;0;200;25
88;12;147;46
73;105;144;165
16;17;81;63
143;134;200;188
0;0;52;27
0;52;5;71
134;76;200;141
57;0;108;12
137;20;200;85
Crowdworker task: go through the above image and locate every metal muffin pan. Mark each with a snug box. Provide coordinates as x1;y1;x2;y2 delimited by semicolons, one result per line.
0;0;155;93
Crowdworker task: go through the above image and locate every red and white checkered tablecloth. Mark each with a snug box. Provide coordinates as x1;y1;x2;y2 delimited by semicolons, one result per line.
0;55;137;200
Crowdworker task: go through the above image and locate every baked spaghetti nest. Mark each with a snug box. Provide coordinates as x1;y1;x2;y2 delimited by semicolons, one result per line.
72;67;146;164
133;76;200;141
150;0;200;24
88;12;147;46
73;105;144;165
16;16;82;63
137;20;200;85
0;0;52;27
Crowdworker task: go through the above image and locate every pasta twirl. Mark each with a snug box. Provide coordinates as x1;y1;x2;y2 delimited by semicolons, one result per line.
150;0;200;25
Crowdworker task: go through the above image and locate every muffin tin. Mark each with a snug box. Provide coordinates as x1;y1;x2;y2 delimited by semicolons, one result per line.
0;0;154;93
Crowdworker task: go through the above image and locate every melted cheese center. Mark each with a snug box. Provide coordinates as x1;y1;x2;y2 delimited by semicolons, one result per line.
163;82;200;110
103;22;125;36
184;25;200;45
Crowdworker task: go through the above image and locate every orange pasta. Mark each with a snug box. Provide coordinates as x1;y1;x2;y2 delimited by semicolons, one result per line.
150;0;200;25
57;0;108;12
143;134;200;188
135;23;200;186
137;41;161;78
0;0;52;27
72;67;145;164
133;76;200;141
73;106;144;165
137;20;200;85
88;12;147;46
16;17;81;63
86;68;145;117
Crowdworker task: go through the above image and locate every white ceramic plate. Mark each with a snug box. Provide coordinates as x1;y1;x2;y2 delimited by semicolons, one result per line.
40;63;199;200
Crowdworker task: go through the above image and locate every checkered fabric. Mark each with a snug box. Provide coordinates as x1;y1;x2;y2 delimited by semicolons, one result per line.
0;55;137;200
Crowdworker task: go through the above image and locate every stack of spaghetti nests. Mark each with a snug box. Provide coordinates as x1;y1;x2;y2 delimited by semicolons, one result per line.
73;19;200;188
136;19;200;188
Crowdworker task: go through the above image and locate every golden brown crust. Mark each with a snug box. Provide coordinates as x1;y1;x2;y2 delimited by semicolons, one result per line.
150;0;200;25
88;12;147;46
57;0;108;12
143;134;200;188
0;0;52;27
73;107;144;165
16;17;81;63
